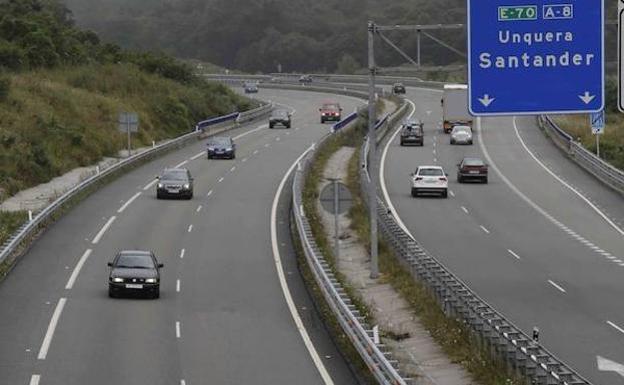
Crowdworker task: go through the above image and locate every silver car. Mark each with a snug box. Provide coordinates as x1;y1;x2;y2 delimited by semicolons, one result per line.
450;125;473;145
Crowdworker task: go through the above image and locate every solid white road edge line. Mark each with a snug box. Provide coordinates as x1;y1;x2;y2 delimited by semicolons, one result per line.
607;321;624;335
91;216;116;244
117;192;142;213
65;249;93;290
547;280;566;293
380;99;417;240
37;298;67;360
29;374;40;385
271;143;334;385
513;118;624;237
176;321;181;339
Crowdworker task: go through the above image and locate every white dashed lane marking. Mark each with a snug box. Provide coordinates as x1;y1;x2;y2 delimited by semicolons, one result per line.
117;192;142;213
507;249;521;260
607;321;624;335
38;298;67;360
179;249;185;259
548;280;566;293
92;216;116;244
480;225;490;234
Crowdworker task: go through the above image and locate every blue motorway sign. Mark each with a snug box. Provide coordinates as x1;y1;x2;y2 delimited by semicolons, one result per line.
468;0;604;116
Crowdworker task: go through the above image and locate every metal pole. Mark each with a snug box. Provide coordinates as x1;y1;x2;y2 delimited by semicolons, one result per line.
127;115;131;157
368;21;379;279
596;134;600;158
417;30;421;68
334;180;340;259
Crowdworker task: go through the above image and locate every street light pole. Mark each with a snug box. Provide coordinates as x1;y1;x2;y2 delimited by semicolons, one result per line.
368;21;379;279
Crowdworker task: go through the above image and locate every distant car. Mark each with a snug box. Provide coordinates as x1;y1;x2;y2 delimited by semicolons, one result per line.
392;83;406;94
207;136;236;159
156;168;194;199
269;109;292;128
450;125;473;145
108;250;163;299
243;82;258;93
319;102;342;123
299;75;313;84
400;119;424;146
411;165;448;198
457;157;488;183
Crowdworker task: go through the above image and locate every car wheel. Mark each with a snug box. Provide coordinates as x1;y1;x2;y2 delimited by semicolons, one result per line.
286;124;291;128
231;153;236;160
442;189;448;198
469;140;473;145
156;192;162;200
400;141;404;146
269;124;273;129
108;287;116;298
411;188;418;197
483;177;488;184
207;154;212;160
153;289;160;299
457;175;463;183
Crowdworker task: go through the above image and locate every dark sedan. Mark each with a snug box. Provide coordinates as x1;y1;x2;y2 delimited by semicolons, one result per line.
392;83;406;94
207;136;236;159
269;109;292;128
156;168;193;199
108;250;163;299
400;120;424;146
457;157;488;183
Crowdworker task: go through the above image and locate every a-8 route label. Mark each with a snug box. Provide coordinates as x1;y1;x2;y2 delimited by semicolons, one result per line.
468;0;604;116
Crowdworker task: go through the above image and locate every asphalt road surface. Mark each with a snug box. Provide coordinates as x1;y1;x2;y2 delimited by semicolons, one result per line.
0;89;364;385
382;87;624;385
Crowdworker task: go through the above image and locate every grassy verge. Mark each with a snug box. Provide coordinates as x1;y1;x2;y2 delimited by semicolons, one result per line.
346;143;523;385
0;63;255;198
0;211;28;249
552;113;624;170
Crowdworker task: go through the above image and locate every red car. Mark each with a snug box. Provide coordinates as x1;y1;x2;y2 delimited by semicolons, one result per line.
457;157;488;183
319;102;342;123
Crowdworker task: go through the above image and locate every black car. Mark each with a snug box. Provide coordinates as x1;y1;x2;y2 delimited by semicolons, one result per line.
207;136;236;159
269;109;292;128
108;250;163;299
156;168;194;199
457;157;488;183
243;82;258;93
392;83;406;94
399;120;424;146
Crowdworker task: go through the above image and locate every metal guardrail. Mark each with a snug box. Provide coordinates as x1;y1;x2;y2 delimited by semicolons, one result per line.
0;102;273;268
291;128;411;385
538;115;624;195
331;112;358;132
360;119;592;385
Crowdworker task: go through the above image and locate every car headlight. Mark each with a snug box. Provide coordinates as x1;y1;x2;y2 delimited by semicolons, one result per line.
145;278;158;283
226;147;233;152
111;277;124;283
183;184;190;189
207;147;215;151
157;183;163;188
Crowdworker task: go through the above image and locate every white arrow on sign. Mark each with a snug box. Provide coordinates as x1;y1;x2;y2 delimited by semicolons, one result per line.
478;94;495;107
579;91;596;105
597;356;624;378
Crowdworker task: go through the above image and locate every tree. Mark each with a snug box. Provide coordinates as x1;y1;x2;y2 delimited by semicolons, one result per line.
336;53;359;74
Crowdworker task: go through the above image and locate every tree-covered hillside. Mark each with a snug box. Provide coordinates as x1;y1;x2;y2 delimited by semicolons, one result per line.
63;0;470;73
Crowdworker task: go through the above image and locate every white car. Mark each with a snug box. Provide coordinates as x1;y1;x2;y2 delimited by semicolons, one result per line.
450;125;473;145
411;166;448;198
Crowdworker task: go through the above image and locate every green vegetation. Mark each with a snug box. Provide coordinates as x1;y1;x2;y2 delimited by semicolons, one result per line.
552;77;624;170
0;211;27;249
345;131;523;385
0;0;253;197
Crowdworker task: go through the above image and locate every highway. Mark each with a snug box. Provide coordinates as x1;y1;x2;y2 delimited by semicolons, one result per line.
0;89;362;385
382;87;624;385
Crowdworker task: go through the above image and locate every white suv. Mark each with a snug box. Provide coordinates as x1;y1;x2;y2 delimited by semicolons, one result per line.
411;166;448;198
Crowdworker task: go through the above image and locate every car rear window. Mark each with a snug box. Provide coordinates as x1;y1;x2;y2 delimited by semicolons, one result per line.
116;254;154;268
273;110;289;117
463;158;485;166
418;168;443;176
208;138;231;146
322;104;340;110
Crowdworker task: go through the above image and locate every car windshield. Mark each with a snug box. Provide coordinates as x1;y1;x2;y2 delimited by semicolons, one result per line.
116;254;154;269
463;158;485;166
418;168;444;176
322;104;339;110
273;110;289;117
161;170;187;180
208;138;231;146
